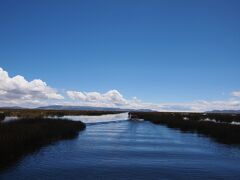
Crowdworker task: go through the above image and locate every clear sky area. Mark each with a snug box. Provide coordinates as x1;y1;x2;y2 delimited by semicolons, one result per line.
0;0;240;111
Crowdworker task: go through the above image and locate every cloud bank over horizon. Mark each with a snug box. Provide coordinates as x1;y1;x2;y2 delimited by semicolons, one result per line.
232;91;240;97
0;67;240;112
0;67;63;107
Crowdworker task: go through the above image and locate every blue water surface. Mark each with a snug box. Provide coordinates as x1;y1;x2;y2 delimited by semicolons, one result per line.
1;119;240;180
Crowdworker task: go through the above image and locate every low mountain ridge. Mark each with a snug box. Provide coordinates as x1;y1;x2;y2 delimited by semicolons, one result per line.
206;110;240;114
36;105;154;112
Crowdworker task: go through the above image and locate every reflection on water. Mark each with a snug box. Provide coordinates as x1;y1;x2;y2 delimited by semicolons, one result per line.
2;117;18;123
51;112;129;124
1;115;240;180
2;113;129;124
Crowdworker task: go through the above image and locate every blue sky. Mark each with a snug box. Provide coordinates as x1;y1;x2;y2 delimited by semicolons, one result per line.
0;0;240;111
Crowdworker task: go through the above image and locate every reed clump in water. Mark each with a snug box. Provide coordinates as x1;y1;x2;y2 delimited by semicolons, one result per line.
129;112;240;144
0;112;5;121
0;118;86;170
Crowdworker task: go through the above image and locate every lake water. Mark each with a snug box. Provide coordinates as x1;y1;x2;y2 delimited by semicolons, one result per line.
1;114;240;180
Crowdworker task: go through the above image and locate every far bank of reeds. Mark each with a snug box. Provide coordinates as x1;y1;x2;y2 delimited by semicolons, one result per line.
0;109;125;119
129;112;240;144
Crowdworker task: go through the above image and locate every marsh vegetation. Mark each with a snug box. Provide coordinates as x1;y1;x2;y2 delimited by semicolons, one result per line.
0;117;86;171
0;113;5;121
129;112;240;144
0;109;125;119
0;109;125;171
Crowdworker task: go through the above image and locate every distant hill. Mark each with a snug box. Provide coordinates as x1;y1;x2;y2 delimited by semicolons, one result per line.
36;105;154;112
0;106;26;109
206;110;240;114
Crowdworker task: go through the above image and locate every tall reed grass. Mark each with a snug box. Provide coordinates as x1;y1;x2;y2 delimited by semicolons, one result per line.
130;112;240;144
0;117;86;171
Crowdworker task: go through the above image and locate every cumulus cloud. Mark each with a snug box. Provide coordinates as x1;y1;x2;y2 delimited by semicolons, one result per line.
1;66;240;112
67;90;127;106
0;67;64;107
66;90;240;112
231;91;240;97
143;100;240;112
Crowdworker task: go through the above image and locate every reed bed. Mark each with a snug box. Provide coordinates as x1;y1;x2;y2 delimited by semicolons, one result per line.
0;117;86;170
0;109;124;119
129;112;240;144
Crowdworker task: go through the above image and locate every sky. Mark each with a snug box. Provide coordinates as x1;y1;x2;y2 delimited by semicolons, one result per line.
0;0;240;111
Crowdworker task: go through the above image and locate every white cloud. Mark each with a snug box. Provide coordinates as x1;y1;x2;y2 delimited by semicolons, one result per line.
231;91;240;97
0;67;64;107
67;89;127;106
66;90;240;112
66;91;86;101
1;66;240;112
141;100;240;112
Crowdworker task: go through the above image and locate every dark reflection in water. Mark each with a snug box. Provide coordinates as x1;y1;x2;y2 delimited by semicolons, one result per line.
1;121;240;180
